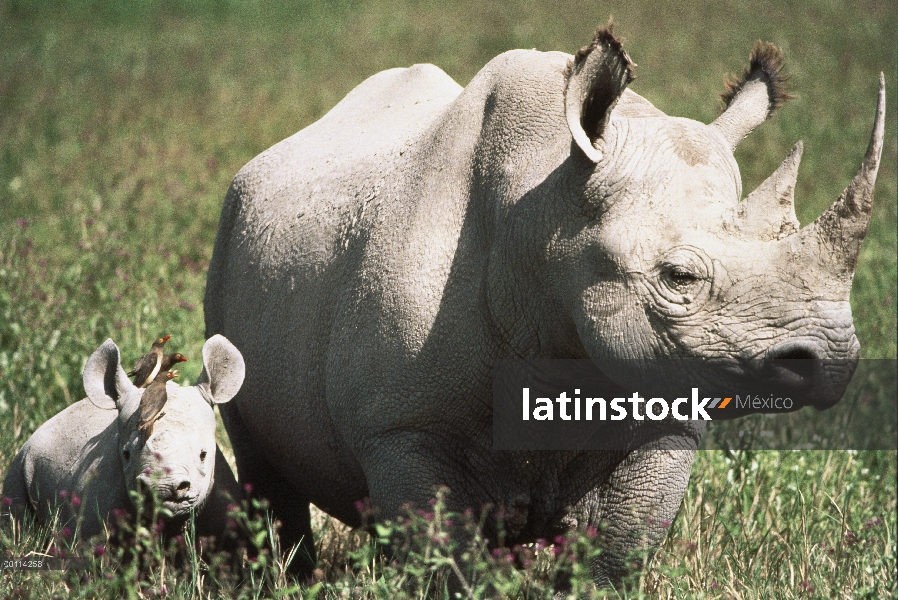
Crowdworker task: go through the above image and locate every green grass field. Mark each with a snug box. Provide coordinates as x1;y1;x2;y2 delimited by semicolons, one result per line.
0;0;895;597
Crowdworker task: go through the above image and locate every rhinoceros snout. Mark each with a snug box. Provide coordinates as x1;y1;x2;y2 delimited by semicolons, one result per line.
762;341;824;388
136;473;197;504
760;340;857;409
164;479;192;501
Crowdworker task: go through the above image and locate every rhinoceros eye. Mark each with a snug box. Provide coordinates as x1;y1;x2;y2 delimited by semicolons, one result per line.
656;247;712;307
199;450;207;462
668;268;698;289
122;448;131;462
662;266;700;293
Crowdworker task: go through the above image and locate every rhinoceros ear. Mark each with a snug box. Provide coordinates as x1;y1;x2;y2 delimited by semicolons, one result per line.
196;335;245;405
564;23;635;162
711;42;795;151
83;339;136;409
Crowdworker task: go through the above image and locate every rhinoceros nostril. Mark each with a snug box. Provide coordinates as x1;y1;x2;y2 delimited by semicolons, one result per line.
763;342;824;389
770;347;818;360
176;480;190;493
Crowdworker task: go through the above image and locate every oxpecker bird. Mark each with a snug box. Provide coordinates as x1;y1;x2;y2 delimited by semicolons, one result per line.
137;370;179;435
161;352;189;372
127;335;171;388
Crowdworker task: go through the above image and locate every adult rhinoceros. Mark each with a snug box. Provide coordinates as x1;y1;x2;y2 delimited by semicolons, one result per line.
204;26;885;587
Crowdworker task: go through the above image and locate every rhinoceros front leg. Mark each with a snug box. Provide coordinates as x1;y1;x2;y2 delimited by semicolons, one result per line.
217;400;316;576
361;433;495;589
565;444;696;589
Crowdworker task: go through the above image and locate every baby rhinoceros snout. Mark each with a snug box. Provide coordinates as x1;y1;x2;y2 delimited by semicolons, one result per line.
136;468;198;506
160;477;195;503
760;340;857;410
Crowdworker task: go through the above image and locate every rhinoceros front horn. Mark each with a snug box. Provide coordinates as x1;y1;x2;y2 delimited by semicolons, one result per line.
564;23;634;162
795;74;886;279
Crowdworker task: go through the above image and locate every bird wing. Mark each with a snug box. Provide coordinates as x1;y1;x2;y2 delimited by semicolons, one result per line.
142;355;163;389
131;353;164;388
137;380;168;430
128;355;149;377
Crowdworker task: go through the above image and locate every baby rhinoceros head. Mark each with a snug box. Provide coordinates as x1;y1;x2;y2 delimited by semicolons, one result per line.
123;384;218;516
82;335;244;519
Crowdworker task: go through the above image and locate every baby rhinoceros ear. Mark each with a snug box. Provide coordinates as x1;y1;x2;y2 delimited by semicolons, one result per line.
83;339;137;409
195;335;245;405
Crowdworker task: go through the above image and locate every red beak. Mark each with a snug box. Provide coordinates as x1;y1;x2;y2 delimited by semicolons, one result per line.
179;356;188;362
162;335;172;342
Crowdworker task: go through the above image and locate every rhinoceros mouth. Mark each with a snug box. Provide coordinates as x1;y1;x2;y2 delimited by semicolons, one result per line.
162;498;198;515
601;349;857;412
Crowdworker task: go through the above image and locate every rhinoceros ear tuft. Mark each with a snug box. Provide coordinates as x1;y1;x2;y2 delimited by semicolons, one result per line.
83;339;136;409
196;335;245;405
564;22;635;162
712;42;795;151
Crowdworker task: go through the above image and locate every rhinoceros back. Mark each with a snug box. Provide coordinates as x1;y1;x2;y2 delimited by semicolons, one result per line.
206;63;462;333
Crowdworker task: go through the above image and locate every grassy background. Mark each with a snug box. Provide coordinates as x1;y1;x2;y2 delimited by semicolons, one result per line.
0;0;895;597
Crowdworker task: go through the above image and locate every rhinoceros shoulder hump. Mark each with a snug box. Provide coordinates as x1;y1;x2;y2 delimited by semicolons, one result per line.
613;89;666;119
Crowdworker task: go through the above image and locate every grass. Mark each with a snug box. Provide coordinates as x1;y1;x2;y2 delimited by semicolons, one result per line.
0;0;895;597
0;452;894;598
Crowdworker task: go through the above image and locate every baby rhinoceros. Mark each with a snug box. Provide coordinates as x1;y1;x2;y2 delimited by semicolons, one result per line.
1;334;245;541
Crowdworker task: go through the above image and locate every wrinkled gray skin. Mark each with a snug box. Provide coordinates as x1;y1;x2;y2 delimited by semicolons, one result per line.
2;335;245;541
204;30;885;587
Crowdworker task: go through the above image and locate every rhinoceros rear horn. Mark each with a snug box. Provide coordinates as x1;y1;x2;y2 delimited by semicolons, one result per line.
83;338;136;410
711;42;795;151
564;22;635;162
196;334;245;405
797;73;886;277
734;141;802;240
